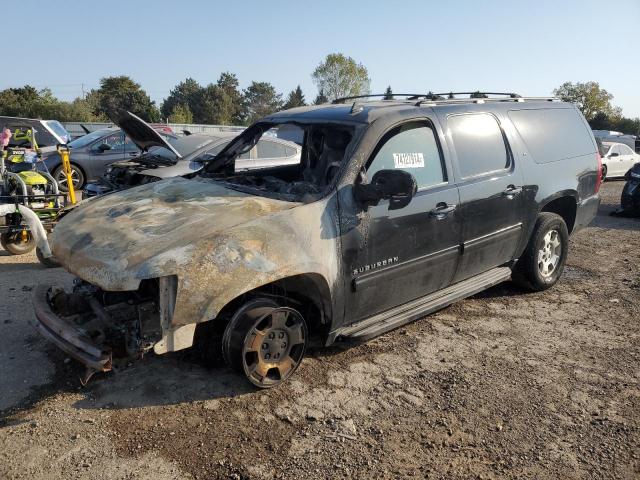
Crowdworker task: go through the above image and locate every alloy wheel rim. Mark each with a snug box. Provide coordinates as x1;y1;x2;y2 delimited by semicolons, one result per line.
56;168;80;188
242;307;306;386
537;229;561;277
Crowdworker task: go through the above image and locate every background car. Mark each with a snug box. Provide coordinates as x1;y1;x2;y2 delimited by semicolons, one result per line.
601;141;640;180
0;116;72;152
41;126;178;191
84;131;302;196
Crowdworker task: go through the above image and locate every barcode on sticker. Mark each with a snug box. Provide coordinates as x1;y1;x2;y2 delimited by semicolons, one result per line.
393;153;424;168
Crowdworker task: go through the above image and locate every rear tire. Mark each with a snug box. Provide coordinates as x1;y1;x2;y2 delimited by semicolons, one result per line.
512;213;569;292
222;298;308;388
1;231;36;255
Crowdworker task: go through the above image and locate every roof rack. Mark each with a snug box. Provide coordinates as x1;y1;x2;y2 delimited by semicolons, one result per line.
332;92;558;109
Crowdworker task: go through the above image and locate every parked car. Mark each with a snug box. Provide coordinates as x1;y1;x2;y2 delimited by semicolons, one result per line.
592;130;637;152
600;141;640;180
41;125;178;191
32;92;600;388
0;116;72;152
84;112;301;197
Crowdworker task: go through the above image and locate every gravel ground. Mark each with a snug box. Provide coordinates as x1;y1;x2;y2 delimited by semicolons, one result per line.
0;180;638;479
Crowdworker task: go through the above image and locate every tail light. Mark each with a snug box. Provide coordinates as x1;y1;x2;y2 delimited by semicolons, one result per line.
595;151;602;193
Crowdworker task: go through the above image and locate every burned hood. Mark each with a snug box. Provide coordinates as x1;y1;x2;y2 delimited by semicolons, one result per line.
113;110;181;157
50;176;300;290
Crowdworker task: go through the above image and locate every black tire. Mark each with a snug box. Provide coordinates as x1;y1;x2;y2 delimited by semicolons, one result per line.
36;247;60;268
222;298;307;388
53;163;85;192
601;164;608;182
512;212;569;292
1;231;36;255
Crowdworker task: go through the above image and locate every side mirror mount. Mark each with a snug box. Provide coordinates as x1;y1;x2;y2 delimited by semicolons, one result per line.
354;169;417;209
97;143;111;152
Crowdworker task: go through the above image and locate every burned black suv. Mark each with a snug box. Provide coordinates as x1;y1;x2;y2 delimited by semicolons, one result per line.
32;92;601;388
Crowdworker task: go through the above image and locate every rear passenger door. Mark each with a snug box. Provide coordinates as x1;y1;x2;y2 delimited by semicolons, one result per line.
444;112;526;282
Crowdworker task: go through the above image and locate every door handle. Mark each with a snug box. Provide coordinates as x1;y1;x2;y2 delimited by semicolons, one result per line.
502;185;522;198
429;202;456;219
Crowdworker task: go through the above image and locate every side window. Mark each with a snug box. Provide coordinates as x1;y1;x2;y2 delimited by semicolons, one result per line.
448;113;509;178
367;122;445;189
257;139;288;158
619;145;633;155
611;145;621;155
98;132;126;151
123;136;139;153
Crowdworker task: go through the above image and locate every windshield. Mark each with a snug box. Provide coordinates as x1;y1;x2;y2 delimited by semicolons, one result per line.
201;121;356;201
68;129;116;149
44;120;72;143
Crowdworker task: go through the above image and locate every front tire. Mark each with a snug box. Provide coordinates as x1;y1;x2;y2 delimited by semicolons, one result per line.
601;164;608;182
512;213;569;291
53;163;85;192
222;298;308;388
1;231;36;255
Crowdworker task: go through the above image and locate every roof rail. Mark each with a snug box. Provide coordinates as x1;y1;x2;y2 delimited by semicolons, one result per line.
331;92;558;108
332;93;440;104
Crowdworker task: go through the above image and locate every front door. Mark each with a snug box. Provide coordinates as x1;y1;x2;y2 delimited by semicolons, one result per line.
340;120;462;323
442;112;526;282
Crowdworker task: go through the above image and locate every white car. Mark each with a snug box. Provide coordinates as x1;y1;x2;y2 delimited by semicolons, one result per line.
601;142;640;180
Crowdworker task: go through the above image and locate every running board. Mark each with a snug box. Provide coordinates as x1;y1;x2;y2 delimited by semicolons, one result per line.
334;267;512;342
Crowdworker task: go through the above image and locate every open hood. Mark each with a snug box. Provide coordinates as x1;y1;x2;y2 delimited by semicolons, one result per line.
113;110;182;158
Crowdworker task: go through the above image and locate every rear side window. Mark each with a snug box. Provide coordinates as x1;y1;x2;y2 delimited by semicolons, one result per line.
508;108;595;164
367;122;445;190
448;113;509;179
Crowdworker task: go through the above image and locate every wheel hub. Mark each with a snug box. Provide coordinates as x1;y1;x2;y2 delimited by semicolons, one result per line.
260;329;290;361
537;229;561;278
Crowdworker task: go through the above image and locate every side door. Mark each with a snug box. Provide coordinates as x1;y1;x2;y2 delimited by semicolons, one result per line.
443;112;526;282
342;119;462;322
88;131;128;179
619;144;636;173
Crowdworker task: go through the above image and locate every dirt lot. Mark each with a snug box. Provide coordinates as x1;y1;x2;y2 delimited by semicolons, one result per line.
0;181;638;479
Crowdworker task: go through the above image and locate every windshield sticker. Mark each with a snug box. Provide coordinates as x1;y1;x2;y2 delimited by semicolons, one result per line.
393;152;424;169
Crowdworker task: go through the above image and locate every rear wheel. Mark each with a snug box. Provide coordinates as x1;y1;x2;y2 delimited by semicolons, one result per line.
222;298;308;388
512;212;569;291
53;164;85;192
1;231;36;255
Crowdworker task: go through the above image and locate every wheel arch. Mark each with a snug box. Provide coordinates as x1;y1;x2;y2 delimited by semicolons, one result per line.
198;272;334;343
539;192;578;234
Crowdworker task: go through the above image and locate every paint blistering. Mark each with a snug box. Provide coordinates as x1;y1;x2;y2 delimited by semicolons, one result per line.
49;175;340;350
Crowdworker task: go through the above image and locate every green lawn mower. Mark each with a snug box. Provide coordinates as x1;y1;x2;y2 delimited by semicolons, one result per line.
0;125;69;266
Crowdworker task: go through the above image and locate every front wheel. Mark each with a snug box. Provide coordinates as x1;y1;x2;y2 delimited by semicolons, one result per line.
53;164;85;192
512;213;569;291
222;298;308;388
601;164;608;182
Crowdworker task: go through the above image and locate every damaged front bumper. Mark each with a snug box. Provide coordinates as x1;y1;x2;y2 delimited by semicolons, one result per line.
31;284;113;376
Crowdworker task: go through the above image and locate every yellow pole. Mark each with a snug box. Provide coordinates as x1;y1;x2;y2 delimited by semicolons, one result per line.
57;145;76;204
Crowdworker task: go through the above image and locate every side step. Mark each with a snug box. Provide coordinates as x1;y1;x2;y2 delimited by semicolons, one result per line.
334;267;512;342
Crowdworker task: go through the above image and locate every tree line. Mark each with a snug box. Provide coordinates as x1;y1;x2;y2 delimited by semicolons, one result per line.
0;54;638;135
0;53;369;126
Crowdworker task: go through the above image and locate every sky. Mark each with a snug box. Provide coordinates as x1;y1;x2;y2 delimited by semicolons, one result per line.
6;0;640;117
